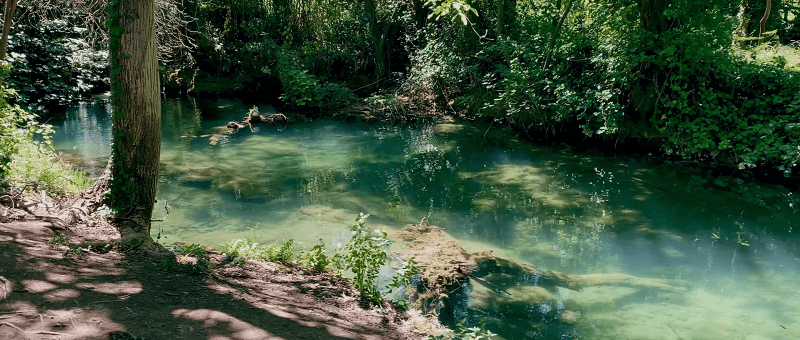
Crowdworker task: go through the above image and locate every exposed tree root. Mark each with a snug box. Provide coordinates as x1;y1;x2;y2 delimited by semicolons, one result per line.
0;170;109;229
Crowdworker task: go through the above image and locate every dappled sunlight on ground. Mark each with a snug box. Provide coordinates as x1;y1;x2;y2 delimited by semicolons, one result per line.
0;221;419;340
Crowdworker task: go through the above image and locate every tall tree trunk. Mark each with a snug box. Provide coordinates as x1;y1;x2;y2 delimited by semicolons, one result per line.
0;0;18;61
759;0;772;43
496;0;505;37
109;0;161;246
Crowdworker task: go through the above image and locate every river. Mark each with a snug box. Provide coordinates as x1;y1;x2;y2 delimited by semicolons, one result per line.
51;98;800;340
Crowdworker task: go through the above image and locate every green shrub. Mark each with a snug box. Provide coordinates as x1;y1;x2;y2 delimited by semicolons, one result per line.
0;63;90;195
219;238;295;264
48;233;68;247
276;52;355;109
340;213;390;303
179;243;208;257
298;239;331;272
6;141;92;198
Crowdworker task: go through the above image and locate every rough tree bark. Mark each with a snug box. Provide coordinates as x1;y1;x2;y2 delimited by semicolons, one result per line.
0;0;18;61
109;0;161;246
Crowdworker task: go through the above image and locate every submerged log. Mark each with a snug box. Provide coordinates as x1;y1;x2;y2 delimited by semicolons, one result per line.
394;220;689;324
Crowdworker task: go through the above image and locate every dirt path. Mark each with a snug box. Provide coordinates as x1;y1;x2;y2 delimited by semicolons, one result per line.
0;220;421;340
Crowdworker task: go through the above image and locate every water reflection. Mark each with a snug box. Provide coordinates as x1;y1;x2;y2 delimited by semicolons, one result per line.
51;98;800;340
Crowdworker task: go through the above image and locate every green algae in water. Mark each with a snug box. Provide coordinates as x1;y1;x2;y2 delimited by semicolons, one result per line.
52;98;800;340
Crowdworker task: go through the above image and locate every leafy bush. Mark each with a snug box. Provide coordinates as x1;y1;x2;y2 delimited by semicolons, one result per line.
298;239;332;272
0;63;90;195
340;213;390;302
276;52;356;109
0;64;34;177
6;141;92;197
178;243;208;257
219;238;295;264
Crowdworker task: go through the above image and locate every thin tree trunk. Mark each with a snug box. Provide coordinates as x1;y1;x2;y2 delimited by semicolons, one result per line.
0;0;18;61
109;0;161;245
411;0;426;29
543;0;575;70
759;0;772;43
496;0;505;37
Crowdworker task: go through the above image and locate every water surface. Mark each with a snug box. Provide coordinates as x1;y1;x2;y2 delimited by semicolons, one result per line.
52;98;800;340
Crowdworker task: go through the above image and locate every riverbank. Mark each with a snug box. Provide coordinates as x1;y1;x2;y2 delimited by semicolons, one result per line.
0;209;426;340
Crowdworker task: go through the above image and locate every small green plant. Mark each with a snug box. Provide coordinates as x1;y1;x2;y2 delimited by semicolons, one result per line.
299;239;331;272
219;238;295;264
341;213;390;303
160;252;177;270
267;239;294;263
162;244;210;274
179;243;208;257
81;205;114;226
48;233;68;247
119;238;145;250
387;257;419;293
423;325;497;340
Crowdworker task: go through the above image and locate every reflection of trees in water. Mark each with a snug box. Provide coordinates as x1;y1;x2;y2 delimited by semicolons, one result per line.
300;168;336;206
162;97;203;149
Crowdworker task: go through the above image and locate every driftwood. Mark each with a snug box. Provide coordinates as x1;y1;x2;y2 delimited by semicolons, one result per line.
227;107;288;133
395;220;689;325
203;107;288;145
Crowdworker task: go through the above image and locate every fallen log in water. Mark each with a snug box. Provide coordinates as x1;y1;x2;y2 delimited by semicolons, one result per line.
203;107;288;145
394;220;689;327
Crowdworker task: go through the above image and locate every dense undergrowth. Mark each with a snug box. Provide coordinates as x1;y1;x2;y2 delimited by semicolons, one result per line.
6;0;800;181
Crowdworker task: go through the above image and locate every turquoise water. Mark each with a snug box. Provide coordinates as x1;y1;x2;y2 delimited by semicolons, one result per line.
52;98;800;340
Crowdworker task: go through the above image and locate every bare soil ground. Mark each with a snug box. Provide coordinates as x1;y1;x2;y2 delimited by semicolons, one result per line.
0;217;422;340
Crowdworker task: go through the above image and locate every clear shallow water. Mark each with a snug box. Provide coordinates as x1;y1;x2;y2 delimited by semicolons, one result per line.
53;98;800;340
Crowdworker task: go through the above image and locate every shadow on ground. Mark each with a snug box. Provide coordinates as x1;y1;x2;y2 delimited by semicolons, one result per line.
0;221;417;340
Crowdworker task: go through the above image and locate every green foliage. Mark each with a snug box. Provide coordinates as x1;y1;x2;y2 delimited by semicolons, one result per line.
6;141;93;198
219;238;295;264
423;325;497;340
178;243;208;257
48;233;69;247
81;205;114;226
386;257;419;293
340;213;390;303
276;52;356;109
427;1;478;26
298;239;332;272
0;63;90;196
7;13;108;114
0;64;35;177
